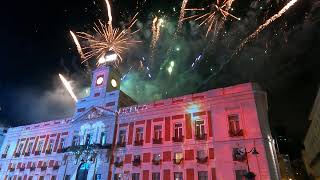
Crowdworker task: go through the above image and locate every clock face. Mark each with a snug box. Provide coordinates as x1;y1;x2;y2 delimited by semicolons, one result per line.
96;76;104;85
111;79;117;88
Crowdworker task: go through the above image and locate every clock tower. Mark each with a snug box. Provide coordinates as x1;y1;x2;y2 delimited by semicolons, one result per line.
89;65;120;98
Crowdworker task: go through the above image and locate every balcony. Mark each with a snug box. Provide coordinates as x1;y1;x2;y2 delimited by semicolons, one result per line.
19;167;25;171
173;158;183;165
196;157;208;164
41;166;47;171
24;152;30;156
34;151;41;156
132;159;141;166
152;138;163;144
45;150;52;154
53;165;59;170
9;168;15;172
172;136;184;143
117;141;126;148
114;161;123;168
14;152;21;157
195;134;207;141
134;139;144;146
152;159;162;165
229;129;244;137
1;154;7;158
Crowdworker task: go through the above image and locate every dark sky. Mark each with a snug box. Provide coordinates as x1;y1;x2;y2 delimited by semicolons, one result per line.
0;0;320;159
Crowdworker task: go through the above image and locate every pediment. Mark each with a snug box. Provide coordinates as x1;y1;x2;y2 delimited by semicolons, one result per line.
72;106;116;122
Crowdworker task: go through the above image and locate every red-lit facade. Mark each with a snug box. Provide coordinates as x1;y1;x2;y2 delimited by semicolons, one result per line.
0;65;280;180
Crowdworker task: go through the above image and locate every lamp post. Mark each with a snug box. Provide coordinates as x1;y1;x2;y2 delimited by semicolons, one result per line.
244;147;259;180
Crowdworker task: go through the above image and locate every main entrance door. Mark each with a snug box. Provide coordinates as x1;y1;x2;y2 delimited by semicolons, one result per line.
76;162;90;180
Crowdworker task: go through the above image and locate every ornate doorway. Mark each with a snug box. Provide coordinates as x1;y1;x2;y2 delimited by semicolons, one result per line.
76;162;90;180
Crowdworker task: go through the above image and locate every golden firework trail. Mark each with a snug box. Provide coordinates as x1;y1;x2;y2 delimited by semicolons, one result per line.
59;74;78;102
104;0;113;26
235;0;298;55
150;17;164;62
70;31;84;59
177;0;189;33
183;0;239;37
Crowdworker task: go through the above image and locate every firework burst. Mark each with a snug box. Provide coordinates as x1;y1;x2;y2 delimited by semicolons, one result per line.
76;14;140;65
184;0;239;37
59;74;78;102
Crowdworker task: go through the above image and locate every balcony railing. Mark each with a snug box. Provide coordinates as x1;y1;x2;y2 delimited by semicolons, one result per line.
41;166;47;171
117;141;126;148
196;156;208;164
114;161;123;168
152;159;162;165
9;168;15;172
34;151;41;156
172;136;184;142
134;139;144;146
195;134;207;141
24;152;30;156
152;138;163;144
1;154;7;158
173;158;183;165
14;152;21;157
132;159;141;166
229;129;244;137
45;150;52;154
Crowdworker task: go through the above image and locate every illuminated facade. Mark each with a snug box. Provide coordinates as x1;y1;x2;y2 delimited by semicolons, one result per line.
303;88;320;179
0;65;280;180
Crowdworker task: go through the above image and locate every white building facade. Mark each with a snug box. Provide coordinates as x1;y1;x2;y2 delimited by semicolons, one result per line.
0;65;280;180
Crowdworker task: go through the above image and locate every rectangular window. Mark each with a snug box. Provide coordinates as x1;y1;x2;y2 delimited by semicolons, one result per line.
135;128;144;141
100;132;106;145
39;176;44;180
152;172;160;180
119;130;126;144
59;138;65;149
28;176;33;180
174;152;183;160
37;141;44;151
174;123;183;138
174;172;183;180
17;143;24;153
195;119;205;136
114;174;122;180
72;136;79;146
47;139;54;152
4;144;10;154
233;148;246;161
198;171;208;180
132;173;140;180
17;177;22;180
64;175;71;180
51;176;57;180
235;170;247;180
85;134;91;145
153;153;161;161
197;150;206;159
154;125;162;140
228;114;241;134
26;142;33;153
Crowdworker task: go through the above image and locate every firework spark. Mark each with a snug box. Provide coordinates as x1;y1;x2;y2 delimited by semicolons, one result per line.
105;0;113;26
177;0;189;33
235;0;298;55
70;31;84;59
184;0;239;37
150;17;164;62
59;74;78;102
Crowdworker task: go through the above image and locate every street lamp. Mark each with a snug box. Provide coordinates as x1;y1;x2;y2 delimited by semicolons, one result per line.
244;147;259;179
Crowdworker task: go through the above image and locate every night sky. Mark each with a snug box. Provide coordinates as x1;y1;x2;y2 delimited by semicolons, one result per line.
1;0;320;159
